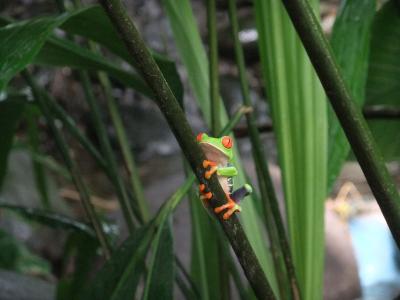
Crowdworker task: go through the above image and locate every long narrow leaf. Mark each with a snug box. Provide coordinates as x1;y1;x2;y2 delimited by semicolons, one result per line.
142;216;174;300
35;36;151;97
327;0;376;189
254;1;327;299
162;0;278;292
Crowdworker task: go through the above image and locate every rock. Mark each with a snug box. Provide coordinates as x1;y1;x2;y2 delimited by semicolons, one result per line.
324;208;361;300
0;270;55;300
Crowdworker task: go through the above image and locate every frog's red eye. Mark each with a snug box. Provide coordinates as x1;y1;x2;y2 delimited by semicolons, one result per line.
196;133;203;142
222;136;232;149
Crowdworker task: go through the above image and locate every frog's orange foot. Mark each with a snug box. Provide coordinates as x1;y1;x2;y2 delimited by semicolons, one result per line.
205;167;218;179
200;192;213;201
203;160;217;169
214;199;242;220
199;184;206;193
223;204;241;220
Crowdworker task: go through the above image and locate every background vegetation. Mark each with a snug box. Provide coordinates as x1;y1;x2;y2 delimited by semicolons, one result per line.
0;0;399;299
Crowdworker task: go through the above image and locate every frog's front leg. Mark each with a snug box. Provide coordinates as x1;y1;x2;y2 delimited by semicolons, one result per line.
203;160;218;179
199;160;218;202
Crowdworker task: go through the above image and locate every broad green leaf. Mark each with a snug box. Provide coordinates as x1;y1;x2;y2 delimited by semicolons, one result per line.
0;8;181;101
142;216;174;300
81;224;154;300
327;0;376;190
59;5;183;102
0;202;95;237
0;95;26;187
0;15;69;90
34;36;151;97
162;0;277;294
365;0;400;160
254;1;327;299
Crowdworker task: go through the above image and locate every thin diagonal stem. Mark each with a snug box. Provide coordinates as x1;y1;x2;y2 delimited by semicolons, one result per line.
98;0;276;297
281;0;400;247
228;1;301;299
23;70;111;259
79;71;136;232
207;0;220;135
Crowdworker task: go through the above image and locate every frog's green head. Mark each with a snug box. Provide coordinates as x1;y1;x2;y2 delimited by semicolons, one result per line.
197;133;233;160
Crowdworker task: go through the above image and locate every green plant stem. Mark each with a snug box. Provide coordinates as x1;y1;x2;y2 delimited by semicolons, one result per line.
280;0;400;246
96;70;150;222
79;71;136;232
207;0;220;135
22;70;112;259
47;100;108;171
98;1;276;297
228;1;301;299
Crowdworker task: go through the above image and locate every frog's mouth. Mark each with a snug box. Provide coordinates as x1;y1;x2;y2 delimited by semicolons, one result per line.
200;142;229;164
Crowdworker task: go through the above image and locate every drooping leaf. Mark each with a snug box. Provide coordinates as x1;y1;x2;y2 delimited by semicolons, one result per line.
162;0;277;294
254;1;327;299
59;5;183;102
34;36;151;97
0;15;69;90
0;95;26;187
0;8;181;101
327;0;376;189
365;0;400;160
142;216;174;300
0;202;95;237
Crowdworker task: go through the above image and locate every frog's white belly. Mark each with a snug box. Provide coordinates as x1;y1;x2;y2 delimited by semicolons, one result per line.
218;176;230;195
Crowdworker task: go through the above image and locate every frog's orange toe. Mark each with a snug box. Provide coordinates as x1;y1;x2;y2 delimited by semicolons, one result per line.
199;184;206;193
203;160;217;169
223;205;241;220
202;192;212;200
205;166;218;179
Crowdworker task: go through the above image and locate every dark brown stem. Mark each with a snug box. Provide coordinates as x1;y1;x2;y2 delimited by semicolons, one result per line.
98;0;276;298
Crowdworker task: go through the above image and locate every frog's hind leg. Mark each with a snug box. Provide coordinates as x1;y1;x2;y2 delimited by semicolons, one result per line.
231;184;253;203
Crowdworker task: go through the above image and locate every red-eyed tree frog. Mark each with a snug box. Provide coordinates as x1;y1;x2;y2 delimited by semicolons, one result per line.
196;133;252;220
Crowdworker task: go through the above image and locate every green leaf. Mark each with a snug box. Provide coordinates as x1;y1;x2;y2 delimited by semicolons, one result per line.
82;224;154;300
0;95;26;187
34;36;152;97
327;0;376;189
142;216;174;300
0;8;181;101
0;203;95;238
365;0;400;160
26;105;50;209
0;15;69;91
57;232;99;300
0;228;50;276
188;186;222;300
59;6;183;102
162;0;278;293
254;1;327;299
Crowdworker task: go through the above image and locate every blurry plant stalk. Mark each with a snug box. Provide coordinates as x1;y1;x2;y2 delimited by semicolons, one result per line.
98;0;276;298
280;0;400;246
228;1;301;299
22;70;112;259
